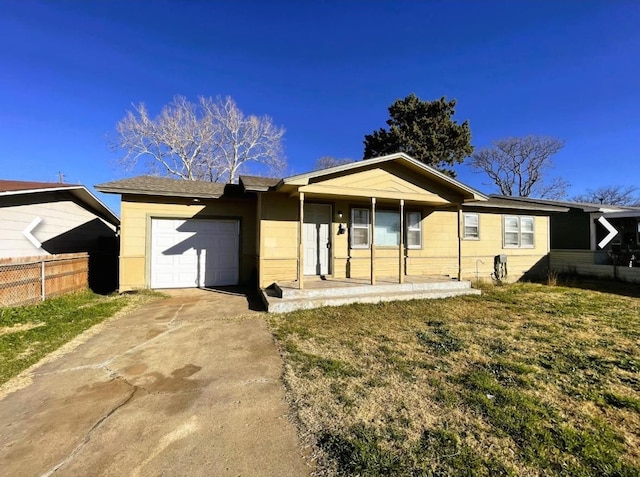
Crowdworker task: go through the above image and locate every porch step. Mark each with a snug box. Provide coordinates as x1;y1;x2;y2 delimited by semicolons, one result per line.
273;279;473;299
261;283;481;313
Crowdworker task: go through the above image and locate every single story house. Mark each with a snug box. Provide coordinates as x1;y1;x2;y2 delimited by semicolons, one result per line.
96;153;565;301
0;179;120;292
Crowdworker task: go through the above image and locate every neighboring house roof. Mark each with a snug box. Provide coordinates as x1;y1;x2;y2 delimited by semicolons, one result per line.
0;179;120;226
491;195;640;214
466;195;569;213
280;153;488;201
0;180;83;192
95;175;228;199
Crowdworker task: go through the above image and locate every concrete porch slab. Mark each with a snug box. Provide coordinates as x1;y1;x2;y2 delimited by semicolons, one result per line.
261;276;481;313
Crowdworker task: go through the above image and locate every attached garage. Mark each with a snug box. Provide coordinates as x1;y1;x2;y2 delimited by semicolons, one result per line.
150;218;239;288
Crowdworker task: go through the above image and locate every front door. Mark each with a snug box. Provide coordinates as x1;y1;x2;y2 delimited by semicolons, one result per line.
303;204;331;275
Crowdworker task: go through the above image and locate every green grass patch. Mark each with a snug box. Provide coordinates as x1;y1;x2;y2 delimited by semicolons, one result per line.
268;282;640;476
285;342;362;378
416;321;464;355
0;291;145;385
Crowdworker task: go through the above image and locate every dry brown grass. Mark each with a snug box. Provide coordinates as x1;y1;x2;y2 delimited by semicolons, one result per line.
268;281;640;476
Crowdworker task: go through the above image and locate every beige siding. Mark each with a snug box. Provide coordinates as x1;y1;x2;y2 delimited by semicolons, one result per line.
255;197;553;285
120;195;256;291
460;213;551;281
258;193;299;287
298;164;464;204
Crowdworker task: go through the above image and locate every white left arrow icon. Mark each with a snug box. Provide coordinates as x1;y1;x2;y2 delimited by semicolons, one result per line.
597;216;618;249
23;217;43;249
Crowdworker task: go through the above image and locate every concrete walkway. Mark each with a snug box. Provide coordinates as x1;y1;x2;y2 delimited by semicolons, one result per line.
0;289;310;476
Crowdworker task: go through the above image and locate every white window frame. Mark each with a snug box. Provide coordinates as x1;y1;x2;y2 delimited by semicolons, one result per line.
503;215;535;248
463;213;479;240
350;208;370;249
349;208;423;249
406;211;422;249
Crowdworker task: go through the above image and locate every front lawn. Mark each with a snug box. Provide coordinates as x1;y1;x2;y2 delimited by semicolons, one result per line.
0;290;157;385
268;282;640;476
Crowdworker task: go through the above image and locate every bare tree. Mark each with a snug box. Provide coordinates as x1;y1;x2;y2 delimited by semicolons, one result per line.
113;95;285;183
572;185;640;206
313;156;355;171
469;136;569;199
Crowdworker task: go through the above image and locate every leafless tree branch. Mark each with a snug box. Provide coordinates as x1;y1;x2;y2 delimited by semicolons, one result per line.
468;136;568;198
572;185;640;206
313;156;355;170
111;95;286;182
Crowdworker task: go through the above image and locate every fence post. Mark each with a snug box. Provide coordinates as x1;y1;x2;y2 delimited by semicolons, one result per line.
41;259;45;301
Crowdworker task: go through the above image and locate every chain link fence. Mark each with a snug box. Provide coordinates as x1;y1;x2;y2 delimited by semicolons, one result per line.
0;254;89;307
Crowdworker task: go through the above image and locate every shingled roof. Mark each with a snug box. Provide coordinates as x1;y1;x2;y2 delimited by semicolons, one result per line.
239;175;280;191
95;175;228;199
465;195;568;212
0;179;82;193
488;195;640;213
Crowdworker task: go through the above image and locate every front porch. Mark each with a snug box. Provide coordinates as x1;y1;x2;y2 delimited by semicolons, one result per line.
261;275;481;313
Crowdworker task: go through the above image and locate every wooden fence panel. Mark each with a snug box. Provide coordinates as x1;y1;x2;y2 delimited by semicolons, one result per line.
0;253;89;307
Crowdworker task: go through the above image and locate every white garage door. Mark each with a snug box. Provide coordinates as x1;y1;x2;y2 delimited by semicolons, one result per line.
150;219;239;289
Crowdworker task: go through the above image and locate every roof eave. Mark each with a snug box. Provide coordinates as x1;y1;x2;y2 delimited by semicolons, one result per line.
95;186;223;200
1;185;120;225
465;201;569;213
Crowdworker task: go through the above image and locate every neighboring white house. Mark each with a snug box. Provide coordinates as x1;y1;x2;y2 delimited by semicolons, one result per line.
0;180;119;258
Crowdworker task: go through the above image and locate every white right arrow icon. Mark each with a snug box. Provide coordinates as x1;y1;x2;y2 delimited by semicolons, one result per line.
597;216;618;249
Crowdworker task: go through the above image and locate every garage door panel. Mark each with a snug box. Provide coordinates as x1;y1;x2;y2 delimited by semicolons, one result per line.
150;219;239;288
213;221;238;234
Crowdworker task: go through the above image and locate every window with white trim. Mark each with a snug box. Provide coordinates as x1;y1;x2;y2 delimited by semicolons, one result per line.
463;213;479;239
350;208;422;249
406;211;422;248
503;215;535;248
350;208;370;248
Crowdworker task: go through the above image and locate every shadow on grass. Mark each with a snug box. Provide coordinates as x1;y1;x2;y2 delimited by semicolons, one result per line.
527;274;640;299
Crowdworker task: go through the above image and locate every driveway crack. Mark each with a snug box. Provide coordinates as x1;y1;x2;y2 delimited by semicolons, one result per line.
39;381;138;477
37;306;187;475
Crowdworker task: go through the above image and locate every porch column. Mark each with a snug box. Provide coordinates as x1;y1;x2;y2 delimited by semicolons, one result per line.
371;197;376;285
399;199;404;283
457;205;462;281
298;192;305;290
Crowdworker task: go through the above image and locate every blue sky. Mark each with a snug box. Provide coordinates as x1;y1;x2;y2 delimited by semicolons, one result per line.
1;1;639;215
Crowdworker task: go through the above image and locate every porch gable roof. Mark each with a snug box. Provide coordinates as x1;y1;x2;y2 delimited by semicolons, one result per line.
277;153;488;203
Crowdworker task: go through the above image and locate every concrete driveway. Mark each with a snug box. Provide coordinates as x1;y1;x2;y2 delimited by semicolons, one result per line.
0;289;311;476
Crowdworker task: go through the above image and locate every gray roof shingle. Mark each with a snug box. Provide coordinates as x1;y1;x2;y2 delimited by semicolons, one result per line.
239;175;281;191
95;176;228;198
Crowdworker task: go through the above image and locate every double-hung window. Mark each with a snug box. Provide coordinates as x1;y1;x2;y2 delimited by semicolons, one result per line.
503;215;534;248
463;213;479;239
406;211;422;248
350;208;370;248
